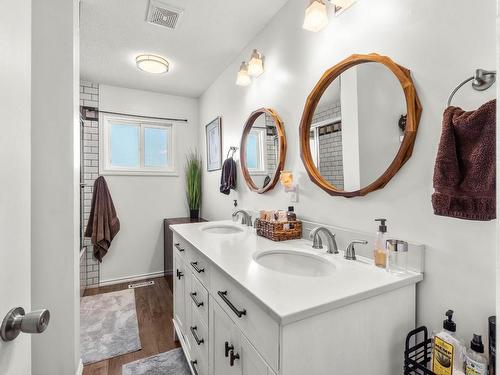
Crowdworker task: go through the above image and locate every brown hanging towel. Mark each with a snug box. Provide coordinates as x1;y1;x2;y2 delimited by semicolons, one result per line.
84;176;120;261
220;157;237;195
432;99;496;221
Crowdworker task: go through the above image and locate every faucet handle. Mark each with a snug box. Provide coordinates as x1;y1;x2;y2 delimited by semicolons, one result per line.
345;240;368;260
309;230;323;249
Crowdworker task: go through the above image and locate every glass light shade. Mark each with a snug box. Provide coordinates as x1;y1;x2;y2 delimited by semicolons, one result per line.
236;62;251;86
280;170;294;189
136;54;169;74
303;0;329;32
248;49;264;77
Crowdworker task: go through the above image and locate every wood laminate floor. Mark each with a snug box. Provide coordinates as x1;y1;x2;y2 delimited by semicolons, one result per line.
82;276;179;375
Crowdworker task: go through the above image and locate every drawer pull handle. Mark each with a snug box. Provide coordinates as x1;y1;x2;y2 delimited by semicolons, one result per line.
217;291;246;318
224;341;234;357
190;360;199;375
190;326;204;345
190;292;204;307
229;350;240;366
176;269;184;280
190;261;205;273
174;243;185;252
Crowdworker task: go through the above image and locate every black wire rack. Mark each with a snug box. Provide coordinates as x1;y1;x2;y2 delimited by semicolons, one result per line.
404;326;436;375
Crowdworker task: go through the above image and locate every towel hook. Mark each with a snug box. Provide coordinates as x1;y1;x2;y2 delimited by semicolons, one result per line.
447;69;496;107
226;146;238;159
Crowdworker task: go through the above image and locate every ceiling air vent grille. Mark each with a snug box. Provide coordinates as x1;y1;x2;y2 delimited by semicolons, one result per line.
146;0;183;30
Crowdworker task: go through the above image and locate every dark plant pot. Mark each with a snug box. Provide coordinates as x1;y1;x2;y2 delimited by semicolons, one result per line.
190;209;199;219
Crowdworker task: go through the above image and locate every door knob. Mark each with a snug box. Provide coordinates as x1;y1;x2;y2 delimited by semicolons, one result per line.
1;307;50;341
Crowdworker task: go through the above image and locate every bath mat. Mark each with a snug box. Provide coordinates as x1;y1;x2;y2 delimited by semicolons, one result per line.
122;347;190;375
80;289;141;364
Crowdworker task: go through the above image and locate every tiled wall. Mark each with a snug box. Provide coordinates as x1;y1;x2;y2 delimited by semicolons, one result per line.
80;80;100;287
312;102;344;188
265;114;277;175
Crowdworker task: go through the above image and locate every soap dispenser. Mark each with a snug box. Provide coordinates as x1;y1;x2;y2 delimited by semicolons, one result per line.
464;334;488;375
374;218;388;268
432;310;465;375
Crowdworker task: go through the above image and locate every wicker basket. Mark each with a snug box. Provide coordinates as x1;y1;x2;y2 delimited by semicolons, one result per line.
255;219;302;241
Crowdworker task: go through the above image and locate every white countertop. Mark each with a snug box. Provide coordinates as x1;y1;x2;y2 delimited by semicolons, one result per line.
171;220;423;325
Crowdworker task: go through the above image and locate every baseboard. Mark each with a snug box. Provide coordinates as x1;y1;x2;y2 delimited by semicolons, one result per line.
76;359;83;375
99;270;165;287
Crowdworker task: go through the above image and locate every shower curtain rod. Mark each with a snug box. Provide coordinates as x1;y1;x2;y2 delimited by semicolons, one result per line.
97;109;189;123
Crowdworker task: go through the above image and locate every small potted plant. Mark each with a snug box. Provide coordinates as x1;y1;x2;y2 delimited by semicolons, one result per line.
185;151;202;219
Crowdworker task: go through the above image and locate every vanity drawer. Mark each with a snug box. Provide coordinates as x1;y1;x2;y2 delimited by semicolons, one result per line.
211;268;280;373
173;234;189;260
188;311;208;375
188;307;209;365
186;246;211;288
189;273;209;325
189;343;208;375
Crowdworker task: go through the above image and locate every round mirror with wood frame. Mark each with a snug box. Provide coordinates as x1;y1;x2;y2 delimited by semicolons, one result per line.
299;53;422;198
241;108;287;194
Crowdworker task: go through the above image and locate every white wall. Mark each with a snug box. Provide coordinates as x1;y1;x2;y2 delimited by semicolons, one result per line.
0;0;31;374
199;0;496;343
98;85;199;283
357;63;405;187
31;0;80;373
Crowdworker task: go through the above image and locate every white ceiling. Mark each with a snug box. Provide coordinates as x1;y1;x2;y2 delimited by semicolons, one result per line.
80;0;289;98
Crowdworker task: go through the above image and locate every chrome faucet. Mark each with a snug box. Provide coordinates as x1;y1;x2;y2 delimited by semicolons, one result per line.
232;210;252;227
310;227;338;254
344;240;368;260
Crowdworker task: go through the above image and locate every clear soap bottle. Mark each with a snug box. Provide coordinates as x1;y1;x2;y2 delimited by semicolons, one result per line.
374;218;388;268
464;334;488;375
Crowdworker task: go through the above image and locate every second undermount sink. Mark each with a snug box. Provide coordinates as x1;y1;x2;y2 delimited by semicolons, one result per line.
200;223;244;234
254;250;336;277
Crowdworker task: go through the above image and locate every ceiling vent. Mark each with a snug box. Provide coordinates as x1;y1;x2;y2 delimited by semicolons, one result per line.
146;0;183;30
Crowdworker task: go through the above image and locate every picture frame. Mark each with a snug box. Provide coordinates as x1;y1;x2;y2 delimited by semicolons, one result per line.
205;116;222;171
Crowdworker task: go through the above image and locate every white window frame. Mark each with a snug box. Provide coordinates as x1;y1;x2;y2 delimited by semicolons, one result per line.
246;128;267;176
99;114;177;176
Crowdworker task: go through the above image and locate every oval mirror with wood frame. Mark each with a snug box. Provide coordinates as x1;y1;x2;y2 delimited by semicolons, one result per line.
241;108;287;194
300;53;422;198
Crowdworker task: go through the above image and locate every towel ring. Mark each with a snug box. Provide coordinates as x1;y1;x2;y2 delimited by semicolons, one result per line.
447;69;496;107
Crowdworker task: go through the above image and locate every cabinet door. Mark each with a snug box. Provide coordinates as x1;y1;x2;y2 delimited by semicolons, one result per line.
173;251;187;334
211;299;240;375
240;335;269;375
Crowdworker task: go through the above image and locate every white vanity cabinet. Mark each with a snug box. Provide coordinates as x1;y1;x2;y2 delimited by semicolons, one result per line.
211;298;270;375
173;233;275;375
171;226;421;375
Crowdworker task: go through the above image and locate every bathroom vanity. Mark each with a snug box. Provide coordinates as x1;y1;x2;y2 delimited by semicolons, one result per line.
171;221;423;375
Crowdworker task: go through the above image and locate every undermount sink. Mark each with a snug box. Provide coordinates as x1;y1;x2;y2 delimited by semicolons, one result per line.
200;224;244;234
254;250;336;277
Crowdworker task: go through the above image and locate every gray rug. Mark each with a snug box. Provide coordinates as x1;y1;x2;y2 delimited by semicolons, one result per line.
81;289;141;364
122;348;190;375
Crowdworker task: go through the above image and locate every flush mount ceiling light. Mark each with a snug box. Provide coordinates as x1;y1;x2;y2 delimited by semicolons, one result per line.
302;0;356;32
136;54;169;74
248;49;265;77
236;62;251;86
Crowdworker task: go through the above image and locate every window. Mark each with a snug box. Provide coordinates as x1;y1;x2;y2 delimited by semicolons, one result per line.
245;128;266;174
100;114;176;175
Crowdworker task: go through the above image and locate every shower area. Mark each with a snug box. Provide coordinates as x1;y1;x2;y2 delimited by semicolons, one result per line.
79;81;101;296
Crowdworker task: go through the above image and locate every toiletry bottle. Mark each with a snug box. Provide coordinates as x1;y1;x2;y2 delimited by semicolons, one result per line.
374;218;388;268
287;206;297;221
432;310;465;375
464;334;488;375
